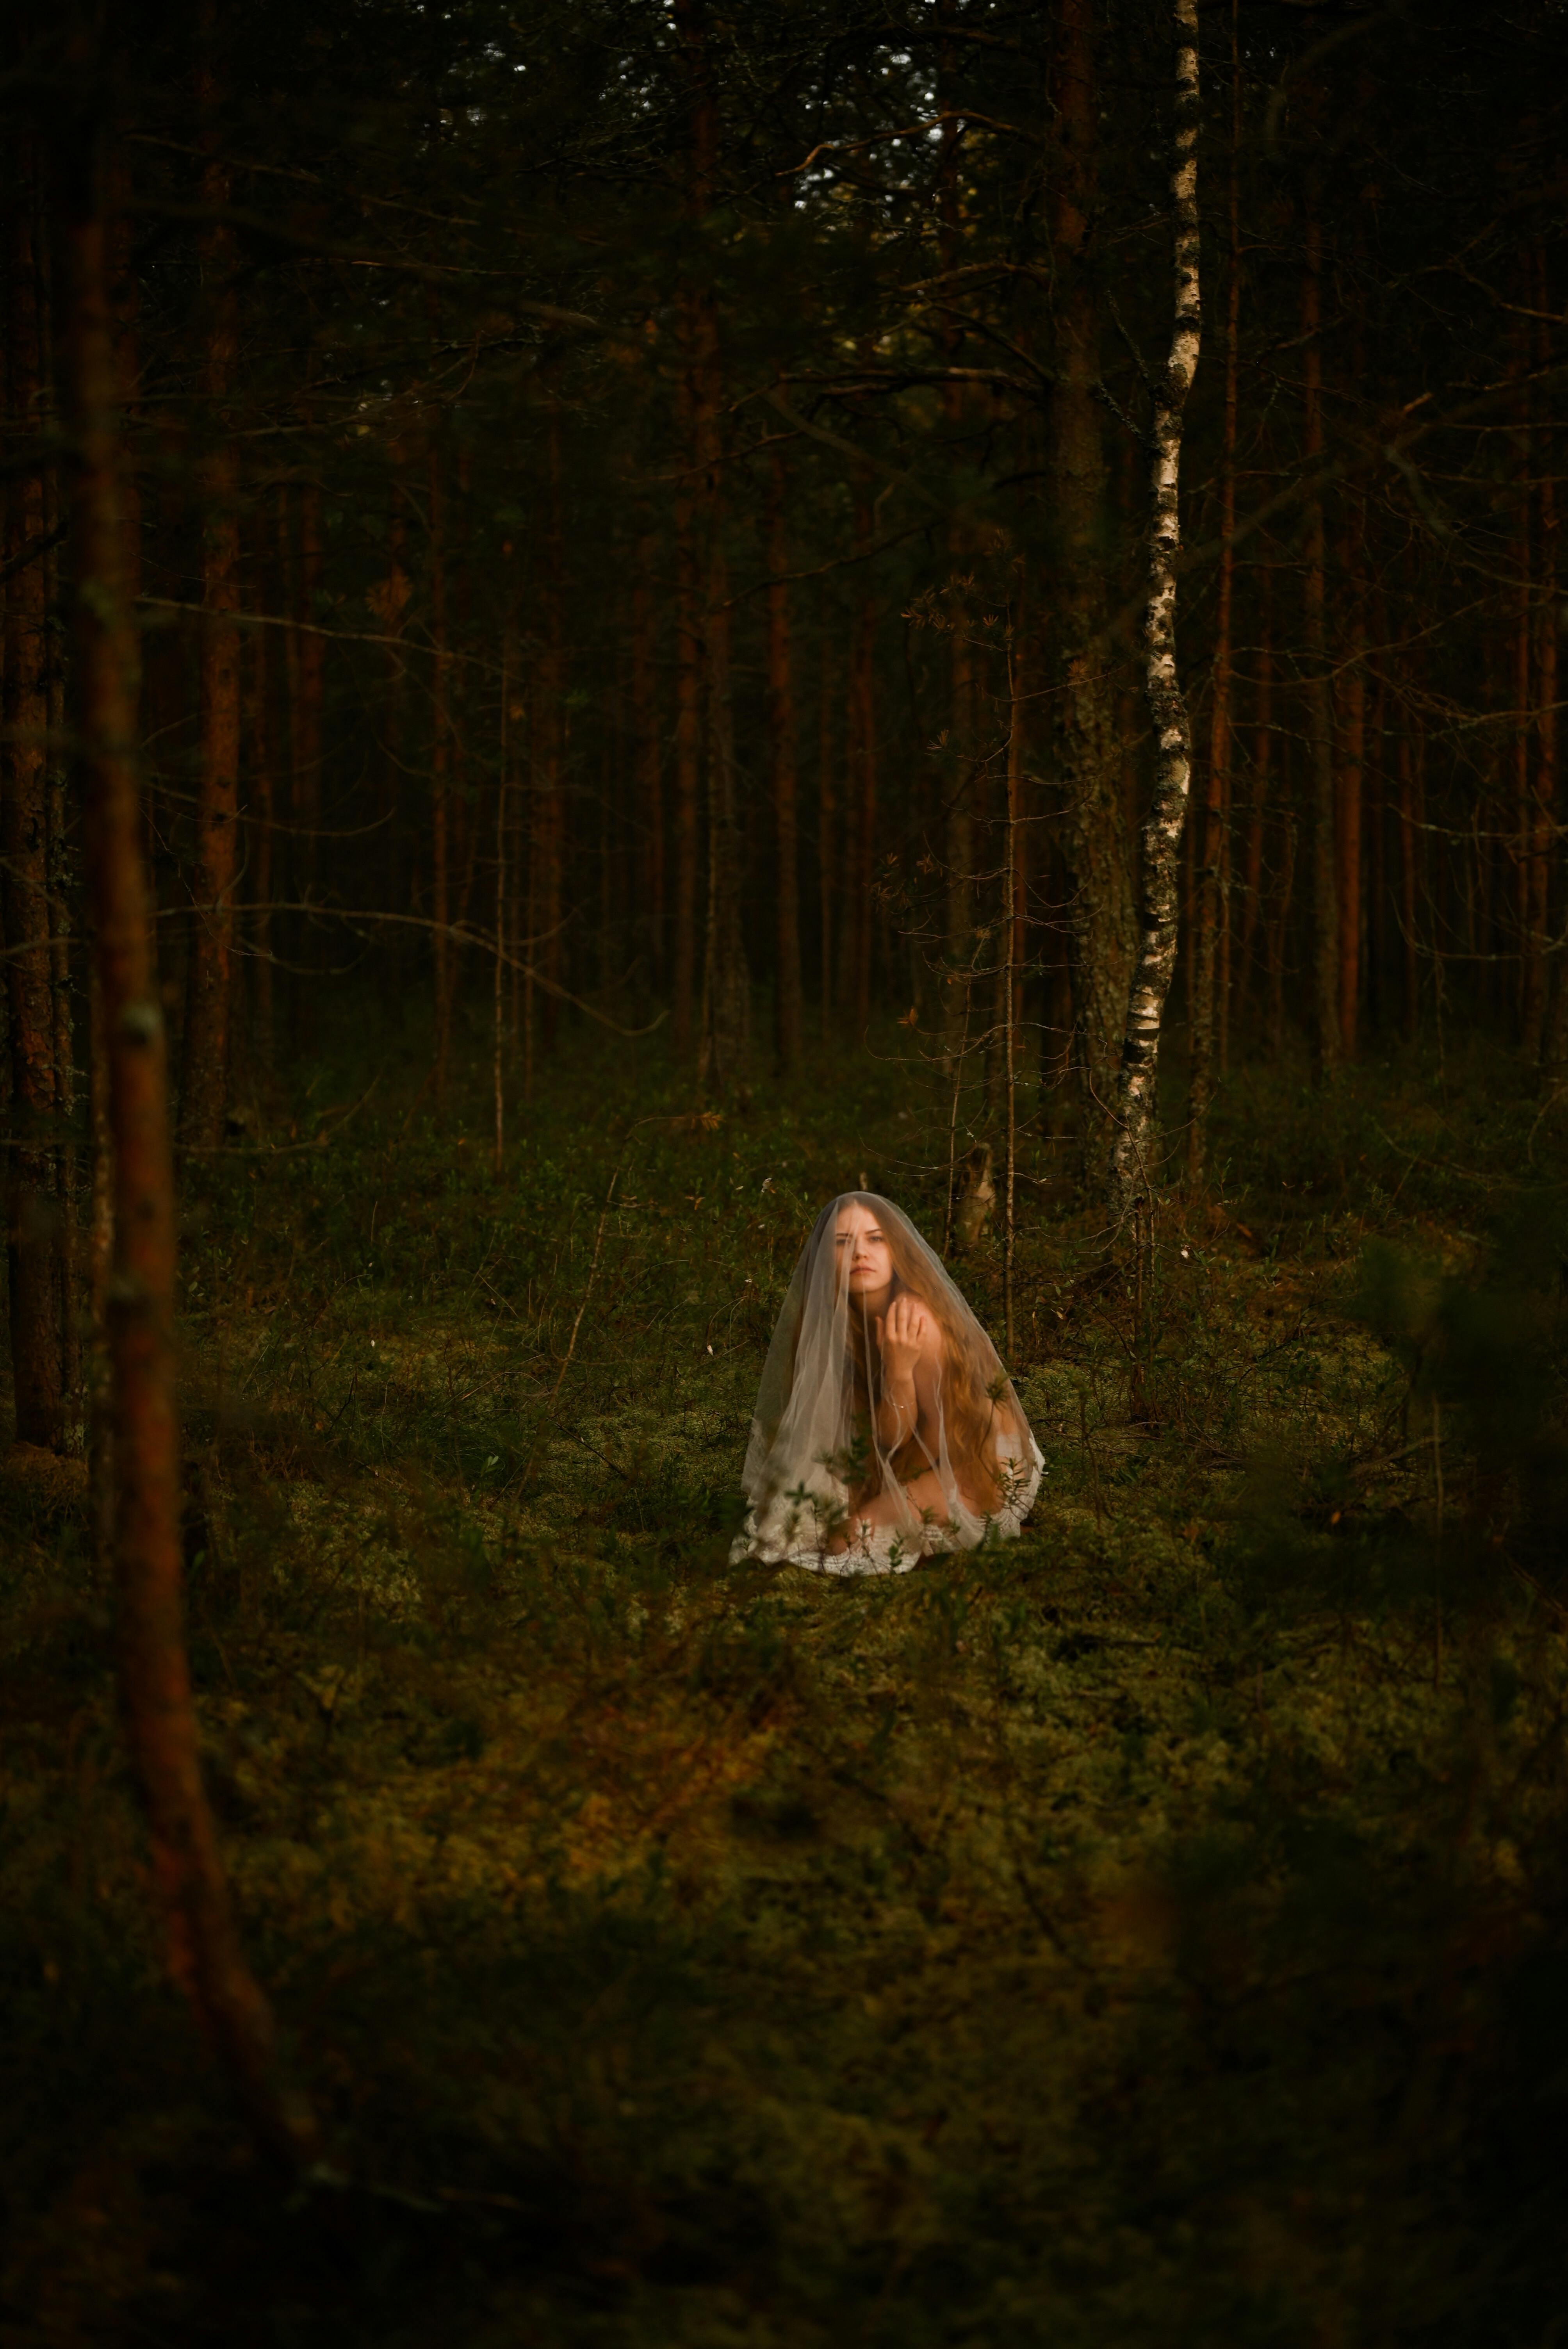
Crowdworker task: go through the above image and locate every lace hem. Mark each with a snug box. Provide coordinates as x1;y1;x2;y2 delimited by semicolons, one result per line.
732;1454;1042;1577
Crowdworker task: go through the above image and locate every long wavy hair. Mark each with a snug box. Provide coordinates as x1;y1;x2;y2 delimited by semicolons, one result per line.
838;1196;1010;1511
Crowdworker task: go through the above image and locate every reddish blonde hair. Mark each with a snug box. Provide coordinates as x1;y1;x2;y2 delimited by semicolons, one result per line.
840;1197;1008;1513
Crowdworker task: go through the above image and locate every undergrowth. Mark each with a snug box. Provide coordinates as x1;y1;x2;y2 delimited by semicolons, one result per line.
4;1006;1568;2347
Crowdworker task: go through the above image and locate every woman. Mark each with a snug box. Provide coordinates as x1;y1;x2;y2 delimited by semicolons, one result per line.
734;1193;1043;1574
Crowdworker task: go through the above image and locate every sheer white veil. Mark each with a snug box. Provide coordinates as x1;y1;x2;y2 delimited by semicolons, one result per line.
735;1191;1043;1575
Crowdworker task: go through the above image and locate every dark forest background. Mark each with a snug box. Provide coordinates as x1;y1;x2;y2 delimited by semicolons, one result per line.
11;0;1568;1242
5;4;1568;2345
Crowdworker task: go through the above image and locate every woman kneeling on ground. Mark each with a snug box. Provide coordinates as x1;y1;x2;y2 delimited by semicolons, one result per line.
734;1192;1042;1575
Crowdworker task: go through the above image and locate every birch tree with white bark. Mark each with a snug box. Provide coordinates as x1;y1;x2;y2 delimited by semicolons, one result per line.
1108;0;1202;1221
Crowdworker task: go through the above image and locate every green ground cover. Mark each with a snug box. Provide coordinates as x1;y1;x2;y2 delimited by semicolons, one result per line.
4;1016;1568;2346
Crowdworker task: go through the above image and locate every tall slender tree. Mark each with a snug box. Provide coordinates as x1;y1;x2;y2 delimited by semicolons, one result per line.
54;29;316;2167
1109;0;1201;1220
180;20;241;1148
5;125;64;1449
767;447;802;1071
1047;0;1136;1146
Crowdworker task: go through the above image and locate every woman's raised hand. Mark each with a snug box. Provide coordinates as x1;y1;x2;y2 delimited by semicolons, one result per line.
876;1294;932;1383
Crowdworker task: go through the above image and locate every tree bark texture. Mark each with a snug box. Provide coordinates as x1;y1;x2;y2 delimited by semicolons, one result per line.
818;634;837;1041
671;365;702;1060
1301;196;1340;1078
698;522;750;1087
1335;525;1366;1060
246;609;274;1072
291;479;323;1038
1186;0;1238;1180
630;532;664;987
5;130;64;1449
180;64;241;1151
535;408;567;1057
1047;0;1136;1144
55;76;317;2171
427;440;453;1090
1527;245;1557;1064
767;449;802;1072
1108;0;1201;1219
848;506;878;1037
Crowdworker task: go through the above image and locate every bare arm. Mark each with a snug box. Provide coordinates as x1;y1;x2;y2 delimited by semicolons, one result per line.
873;1296;943;1461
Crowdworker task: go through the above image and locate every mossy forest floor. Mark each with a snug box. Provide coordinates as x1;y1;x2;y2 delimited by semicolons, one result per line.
4;1008;1568;2346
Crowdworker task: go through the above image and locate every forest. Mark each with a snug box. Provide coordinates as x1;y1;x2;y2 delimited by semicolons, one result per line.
4;0;1568;2340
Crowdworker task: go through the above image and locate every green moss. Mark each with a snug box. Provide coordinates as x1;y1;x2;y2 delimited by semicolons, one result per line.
3;1020;1568;2343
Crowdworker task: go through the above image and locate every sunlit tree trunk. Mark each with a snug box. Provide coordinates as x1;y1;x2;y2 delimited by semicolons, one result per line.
5;129;63;1449
55;62;317;2170
1109;0;1201;1219
767;449;802;1072
180;55;241;1150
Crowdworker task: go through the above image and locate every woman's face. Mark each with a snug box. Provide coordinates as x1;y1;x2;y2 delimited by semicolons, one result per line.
834;1202;893;1301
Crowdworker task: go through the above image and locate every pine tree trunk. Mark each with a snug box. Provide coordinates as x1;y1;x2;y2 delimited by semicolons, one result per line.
849;510;878;1037
818;632;837;1041
1266;802;1296;1062
1239;564;1272;1004
768;451;802;1072
426;438;453;1094
1502;357;1530;1038
1002;633;1023;1355
45;515;82;1444
1302;196;1340;1079
537;408;567;1056
937;63;975;1084
91;160;143;1556
672;369;702;1060
5;132;63;1449
631;533;664;987
1186;13;1239;1182
1336;531;1366;1060
1050;0;1136;1151
55;70;317;2170
246;617;274;1075
944;597;975;1076
1398;724;1421;1041
1108;0;1201;1219
180;72;240;1151
1527;245;1558;1065
698;524;749;1086
292;481;323;1044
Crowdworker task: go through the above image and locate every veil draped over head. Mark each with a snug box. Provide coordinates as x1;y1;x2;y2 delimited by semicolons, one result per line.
734;1192;1043;1576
